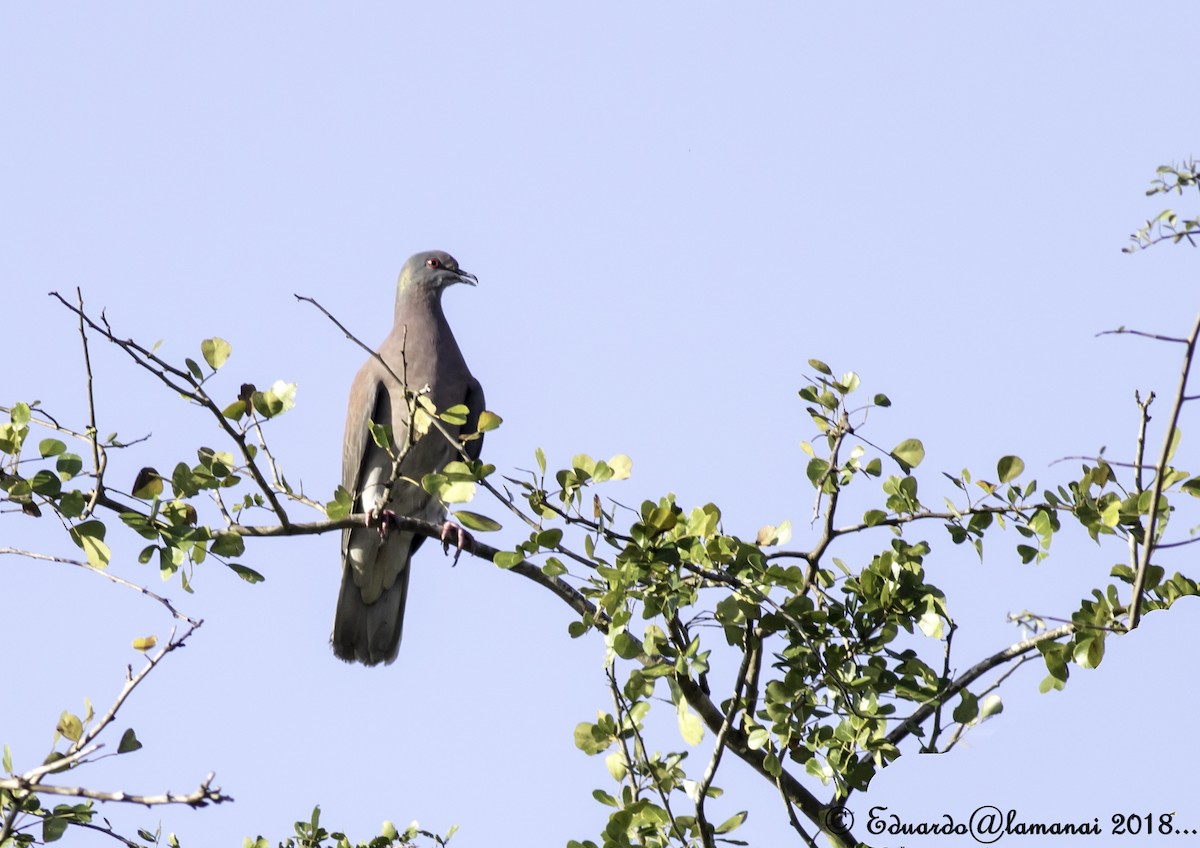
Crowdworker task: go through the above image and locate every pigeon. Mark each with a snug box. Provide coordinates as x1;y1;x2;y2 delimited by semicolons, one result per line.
332;250;484;665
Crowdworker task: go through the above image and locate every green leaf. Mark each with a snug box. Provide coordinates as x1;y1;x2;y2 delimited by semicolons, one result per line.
714;812;747;835
227;563;265;584
118;728;143;754
493;551;524;569
222;399;248;420
605;751;628;781
891;438;925;472
608;454;633;480
2;743;10;773
39;438;67;458
574;722;610;755
201;337;232;370
537;528;564;548
746;728;770;750
31;469;61;497
57;711;83;743
325;485;353;521
952;692;979;724
185;358;204;381
572;454;596;476
251;380;297;418
43;815;69;843
477;410;502;432
755;520;792;547
535;447;547;475
70;520;111;568
592;789;618;808
677;702;704;745
917;609;944;639
808;358;832;375
978;694;1003;721
439;403;469;426
997;455;1024;484
611;631;640;660
422;470;476;504
57;453;83;479
454;510;501;532
211;532;246;558
132;467;163;499
805;458;830;486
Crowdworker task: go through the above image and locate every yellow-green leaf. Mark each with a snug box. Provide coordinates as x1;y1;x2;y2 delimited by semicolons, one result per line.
997;455;1025;484
132;467;163;499
70;520;111;568
454;510;501;532
677;702;704;745
891;438;925;472
439;404;469;426
477;410;502;432
201;337;232;370
917;609;944;639
608;454;632;480
56;711;83;743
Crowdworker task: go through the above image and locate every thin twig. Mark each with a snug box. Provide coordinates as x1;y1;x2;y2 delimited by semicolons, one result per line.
939;654;1033;753
75;288;106;519
1096;328;1189;344
49;292;292;528
874;623;1074;758
0;548;198;625
0;772;230;808
59;623;201;767
693;619;759;848
1129;309;1200;629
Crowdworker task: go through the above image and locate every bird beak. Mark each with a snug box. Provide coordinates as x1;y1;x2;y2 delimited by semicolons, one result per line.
455;269;479;287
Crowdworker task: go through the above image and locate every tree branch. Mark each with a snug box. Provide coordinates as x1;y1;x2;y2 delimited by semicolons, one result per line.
48;292;292;528
1128;308;1200;629
0;772;230;808
874;623;1074;757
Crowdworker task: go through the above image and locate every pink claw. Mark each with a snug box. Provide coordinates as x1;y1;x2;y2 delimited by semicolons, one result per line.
367;508;399;540
440;520;471;565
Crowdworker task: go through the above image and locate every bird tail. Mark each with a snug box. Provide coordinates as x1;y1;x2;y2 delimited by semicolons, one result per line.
331;557;410;666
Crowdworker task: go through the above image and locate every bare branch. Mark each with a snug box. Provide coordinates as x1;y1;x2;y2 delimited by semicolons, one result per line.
1129;308;1200;629
0;772;230;808
876;623;1074;756
1096;327;1189;344
74;288;107;519
0;548;198;625
48;292;292;528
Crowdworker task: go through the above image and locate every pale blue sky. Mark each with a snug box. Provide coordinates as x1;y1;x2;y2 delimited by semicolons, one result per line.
4;4;1199;847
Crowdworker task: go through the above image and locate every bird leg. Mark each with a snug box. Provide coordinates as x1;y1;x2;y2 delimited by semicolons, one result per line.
440;520;472;565
367;507;400;540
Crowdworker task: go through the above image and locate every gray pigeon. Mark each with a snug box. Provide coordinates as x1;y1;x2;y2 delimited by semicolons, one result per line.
332;250;485;665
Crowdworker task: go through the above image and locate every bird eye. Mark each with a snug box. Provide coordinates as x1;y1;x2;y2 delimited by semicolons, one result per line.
426;257;441;269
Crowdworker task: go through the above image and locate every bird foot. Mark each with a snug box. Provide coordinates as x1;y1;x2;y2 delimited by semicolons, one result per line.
440;520;471;565
367;508;399;540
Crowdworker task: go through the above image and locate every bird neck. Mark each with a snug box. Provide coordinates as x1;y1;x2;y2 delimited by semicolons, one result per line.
393;287;444;327
391;289;459;360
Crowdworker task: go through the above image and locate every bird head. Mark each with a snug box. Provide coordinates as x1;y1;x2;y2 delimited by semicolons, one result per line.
397;251;479;298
